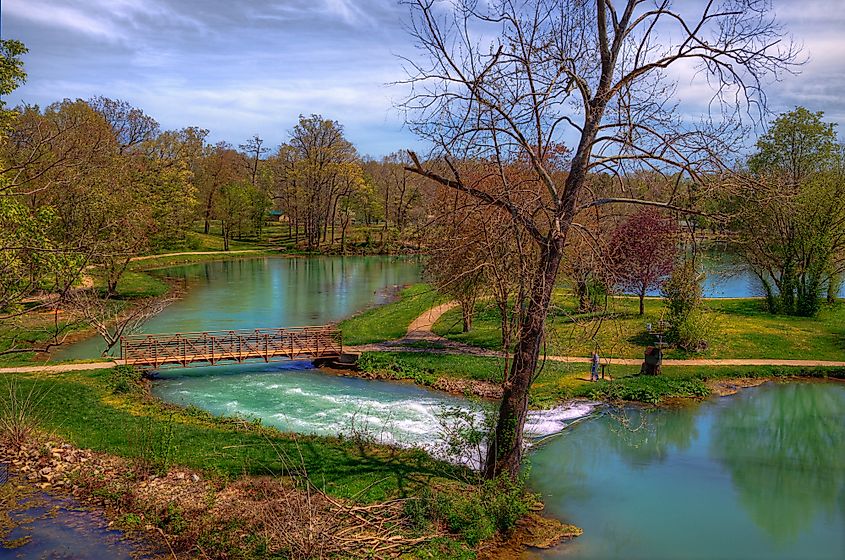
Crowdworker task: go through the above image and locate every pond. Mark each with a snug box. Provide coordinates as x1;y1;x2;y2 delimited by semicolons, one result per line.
531;381;845;560
54;255;423;360
54;252;841;360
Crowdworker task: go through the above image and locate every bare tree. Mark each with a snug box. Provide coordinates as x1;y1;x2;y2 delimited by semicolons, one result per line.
401;0;798;478
67;290;175;356
240;134;269;187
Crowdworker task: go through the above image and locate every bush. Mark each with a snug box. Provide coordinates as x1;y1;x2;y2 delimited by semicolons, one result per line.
404;474;535;546
0;379;49;449
357;353;437;385
107;365;144;394
662;260;710;352
587;375;710;404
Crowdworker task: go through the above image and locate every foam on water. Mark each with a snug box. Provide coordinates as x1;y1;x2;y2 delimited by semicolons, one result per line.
152;368;596;465
524;401;598;438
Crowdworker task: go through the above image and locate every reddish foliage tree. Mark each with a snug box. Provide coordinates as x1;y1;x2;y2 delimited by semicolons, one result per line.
610;209;678;315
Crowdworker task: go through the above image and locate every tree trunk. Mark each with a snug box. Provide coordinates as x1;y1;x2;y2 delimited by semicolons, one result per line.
639;288;646;316
204;191;214;235
576;277;590;312
461;300;473;333
484;236;564;480
828;274;842;303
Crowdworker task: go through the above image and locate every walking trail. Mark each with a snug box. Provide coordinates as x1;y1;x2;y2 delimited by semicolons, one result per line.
346;301;845;368
4;299;845;374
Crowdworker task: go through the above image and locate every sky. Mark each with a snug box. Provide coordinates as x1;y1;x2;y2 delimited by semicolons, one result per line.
2;0;844;157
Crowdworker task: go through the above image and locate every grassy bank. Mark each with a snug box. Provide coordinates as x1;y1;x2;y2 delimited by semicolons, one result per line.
1;367;561;558
358;351;845;407
432;294;845;361
340;284;445;345
6;368;454;502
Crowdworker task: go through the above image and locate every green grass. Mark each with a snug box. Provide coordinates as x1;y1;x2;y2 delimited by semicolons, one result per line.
358;351;845;407
432;293;845;361
6;368;461;503
340;284;446;345
109;271;170;298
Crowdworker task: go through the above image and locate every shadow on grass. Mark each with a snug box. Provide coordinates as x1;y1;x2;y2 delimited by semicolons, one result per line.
14;370;462;504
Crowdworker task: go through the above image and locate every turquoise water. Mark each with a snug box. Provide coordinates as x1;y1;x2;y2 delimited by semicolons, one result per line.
151;361;594;461
54;255;422;360
531;382;845;560
44;255;845;559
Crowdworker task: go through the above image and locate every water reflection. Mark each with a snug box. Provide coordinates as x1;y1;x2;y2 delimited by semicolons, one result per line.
531;382;845;560
603;405;699;468
710;382;845;543
53;256;422;360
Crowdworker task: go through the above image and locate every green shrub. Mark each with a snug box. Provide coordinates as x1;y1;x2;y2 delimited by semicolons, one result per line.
107;365;144;394
404;474;534;547
357;353;437;385
587;375;710;404
662;260;710;352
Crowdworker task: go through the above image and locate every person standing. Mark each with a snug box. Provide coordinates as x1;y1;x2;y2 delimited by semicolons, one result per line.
591;349;600;382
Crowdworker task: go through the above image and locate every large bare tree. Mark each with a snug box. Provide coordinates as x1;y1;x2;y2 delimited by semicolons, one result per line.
401;0;798;478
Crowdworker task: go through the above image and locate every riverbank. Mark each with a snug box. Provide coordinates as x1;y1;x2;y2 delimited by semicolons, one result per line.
0;366;576;559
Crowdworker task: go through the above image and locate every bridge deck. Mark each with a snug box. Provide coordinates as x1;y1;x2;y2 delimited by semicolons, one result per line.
120;326;342;367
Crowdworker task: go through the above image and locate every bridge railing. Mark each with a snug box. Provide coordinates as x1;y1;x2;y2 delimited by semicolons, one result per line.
120;326;343;367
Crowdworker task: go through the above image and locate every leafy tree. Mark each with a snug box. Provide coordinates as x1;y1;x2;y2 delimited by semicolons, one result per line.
214;180;251;251
196;143;249;235
732;107;845;315
0;40;27;131
748;107;839;186
270;115;361;250
610;208;678;315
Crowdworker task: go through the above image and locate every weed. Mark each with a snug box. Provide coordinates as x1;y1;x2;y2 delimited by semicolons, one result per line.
0;378;50;449
107;365;144;394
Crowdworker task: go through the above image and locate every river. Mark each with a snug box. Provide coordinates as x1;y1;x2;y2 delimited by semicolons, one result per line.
531;381;845;559
48;255;845;559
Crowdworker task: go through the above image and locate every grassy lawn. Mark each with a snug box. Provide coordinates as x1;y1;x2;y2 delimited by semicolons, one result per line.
359;351;845;407
432;292;845;361
340;284;446;345
6;368;459;503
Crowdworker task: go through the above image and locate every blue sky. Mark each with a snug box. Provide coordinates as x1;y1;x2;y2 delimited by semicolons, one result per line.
3;0;844;157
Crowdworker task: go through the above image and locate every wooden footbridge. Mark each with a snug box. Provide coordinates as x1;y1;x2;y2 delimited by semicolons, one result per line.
120;326;342;368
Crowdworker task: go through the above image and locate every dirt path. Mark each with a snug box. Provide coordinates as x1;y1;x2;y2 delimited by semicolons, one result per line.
4;299;844;374
348;301;845;368
0;361;123;374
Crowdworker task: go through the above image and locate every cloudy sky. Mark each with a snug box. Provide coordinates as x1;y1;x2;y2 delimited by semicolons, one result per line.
3;0;844;157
